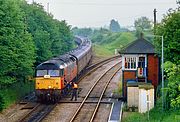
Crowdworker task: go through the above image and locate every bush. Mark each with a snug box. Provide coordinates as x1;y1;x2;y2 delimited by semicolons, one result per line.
164;61;180;110
0;81;34;110
0;93;5;111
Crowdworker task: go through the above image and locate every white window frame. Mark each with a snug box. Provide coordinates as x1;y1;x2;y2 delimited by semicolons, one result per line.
138;54;147;68
122;55;138;70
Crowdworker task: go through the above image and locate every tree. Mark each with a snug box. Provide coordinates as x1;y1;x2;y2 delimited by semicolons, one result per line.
72;27;93;37
109;19;121;32
21;2;73;65
53;20;73;55
155;5;180;110
134;16;152;37
155;9;180;64
34;30;52;64
0;93;5;111
134;16;152;31
164;61;180;109
0;0;35;86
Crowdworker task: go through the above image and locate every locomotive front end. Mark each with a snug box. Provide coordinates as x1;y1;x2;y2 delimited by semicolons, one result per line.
35;63;64;102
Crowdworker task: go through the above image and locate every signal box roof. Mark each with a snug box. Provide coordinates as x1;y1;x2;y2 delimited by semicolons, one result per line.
119;37;155;54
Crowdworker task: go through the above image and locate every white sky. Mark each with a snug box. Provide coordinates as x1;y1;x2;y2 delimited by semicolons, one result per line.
26;0;178;28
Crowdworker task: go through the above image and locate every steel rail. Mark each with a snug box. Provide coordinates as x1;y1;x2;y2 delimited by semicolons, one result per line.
35;103;57;122
86;55;120;70
77;57;121;84
90;66;121;122
18;103;40;122
18;103;57;122
69;61;121;122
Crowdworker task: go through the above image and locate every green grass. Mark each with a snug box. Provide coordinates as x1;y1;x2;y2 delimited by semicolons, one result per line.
113;81;123;97
122;98;180;122
93;44;114;57
108;32;136;51
0;81;34;109
122;109;180;122
93;32;136;57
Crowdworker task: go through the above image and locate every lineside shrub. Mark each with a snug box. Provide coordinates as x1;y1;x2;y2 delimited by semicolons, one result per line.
0;93;5;111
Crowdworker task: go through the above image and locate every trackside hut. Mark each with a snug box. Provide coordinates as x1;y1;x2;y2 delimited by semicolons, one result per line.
119;36;159;100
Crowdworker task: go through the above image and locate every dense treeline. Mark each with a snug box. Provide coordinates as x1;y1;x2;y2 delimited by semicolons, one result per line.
155;7;180;110
0;0;73;89
0;0;35;86
21;2;73;65
155;10;180;64
72;27;93;38
0;0;73;110
72;18;129;39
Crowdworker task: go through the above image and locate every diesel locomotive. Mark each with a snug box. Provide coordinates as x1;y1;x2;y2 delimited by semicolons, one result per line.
35;36;92;102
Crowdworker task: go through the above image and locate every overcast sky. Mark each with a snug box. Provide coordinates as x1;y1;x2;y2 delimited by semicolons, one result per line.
26;0;178;28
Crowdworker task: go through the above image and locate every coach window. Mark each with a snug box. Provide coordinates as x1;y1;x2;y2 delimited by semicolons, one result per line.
48;70;59;76
36;70;47;76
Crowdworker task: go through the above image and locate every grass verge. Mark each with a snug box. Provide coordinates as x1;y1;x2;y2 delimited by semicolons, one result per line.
0;81;34;110
93;32;136;57
122;99;180;122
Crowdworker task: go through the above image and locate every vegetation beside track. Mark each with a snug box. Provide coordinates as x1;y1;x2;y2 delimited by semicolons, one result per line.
93;32;136;57
122;98;180;122
122;4;180;122
0;82;34;110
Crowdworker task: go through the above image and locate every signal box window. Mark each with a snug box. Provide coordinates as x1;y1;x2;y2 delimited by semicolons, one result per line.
138;57;145;68
125;57;137;70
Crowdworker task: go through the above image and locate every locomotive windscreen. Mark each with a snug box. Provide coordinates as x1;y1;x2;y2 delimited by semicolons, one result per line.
36;70;60;77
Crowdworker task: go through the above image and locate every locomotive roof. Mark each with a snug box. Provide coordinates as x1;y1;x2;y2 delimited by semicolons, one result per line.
36;54;74;70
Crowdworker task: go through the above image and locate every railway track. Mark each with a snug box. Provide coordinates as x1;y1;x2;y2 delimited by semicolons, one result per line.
78;55;120;83
86;55;120;70
18;103;57;122
69;61;121;122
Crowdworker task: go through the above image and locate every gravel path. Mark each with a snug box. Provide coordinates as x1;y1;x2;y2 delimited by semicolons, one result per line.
0;103;30;122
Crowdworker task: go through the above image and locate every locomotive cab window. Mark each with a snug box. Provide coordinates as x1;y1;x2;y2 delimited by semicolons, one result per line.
36;70;47;76
48;70;59;76
60;69;64;76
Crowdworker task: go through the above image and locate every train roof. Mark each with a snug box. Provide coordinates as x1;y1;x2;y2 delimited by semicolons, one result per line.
36;62;61;70
36;54;75;70
69;41;91;59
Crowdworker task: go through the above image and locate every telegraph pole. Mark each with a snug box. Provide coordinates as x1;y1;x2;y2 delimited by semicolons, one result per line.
47;2;49;13
153;9;157;34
